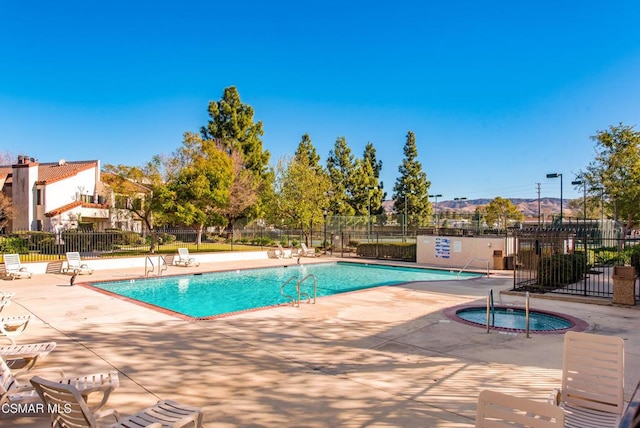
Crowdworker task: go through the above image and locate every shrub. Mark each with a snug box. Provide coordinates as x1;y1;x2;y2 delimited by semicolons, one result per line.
537;253;588;288
356;242;416;261
0;236;29;254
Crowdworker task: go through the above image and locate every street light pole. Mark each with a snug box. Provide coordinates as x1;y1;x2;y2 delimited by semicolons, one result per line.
546;173;563;226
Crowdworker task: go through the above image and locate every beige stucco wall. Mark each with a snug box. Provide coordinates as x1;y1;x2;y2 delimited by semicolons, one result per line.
416;235;507;270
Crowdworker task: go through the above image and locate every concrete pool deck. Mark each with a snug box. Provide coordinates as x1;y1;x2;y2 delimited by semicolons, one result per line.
1;256;639;427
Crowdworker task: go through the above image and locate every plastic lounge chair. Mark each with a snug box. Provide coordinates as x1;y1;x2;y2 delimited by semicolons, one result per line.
300;243;318;257
550;331;625;428
0;292;14;302
0;314;31;344
30;375;204;428
2;254;32;280
0;341;56;370
1;357;119;411
62;252;94;275
476;389;564;427
277;244;294;259
175;248;200;267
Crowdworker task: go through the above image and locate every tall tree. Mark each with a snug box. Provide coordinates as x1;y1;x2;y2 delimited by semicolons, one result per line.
199;86;270;223
484;197;524;230
584;123;640;233
294;134;323;174
392;131;431;226
162;133;234;243
326;137;356;216
272;154;331;246
362;142;385;214
200;86;270;179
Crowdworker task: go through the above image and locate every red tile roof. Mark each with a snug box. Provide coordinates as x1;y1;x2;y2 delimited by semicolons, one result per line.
0;161;98;185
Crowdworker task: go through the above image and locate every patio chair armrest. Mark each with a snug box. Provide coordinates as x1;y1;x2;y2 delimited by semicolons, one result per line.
95;407;120;423
548;388;561;406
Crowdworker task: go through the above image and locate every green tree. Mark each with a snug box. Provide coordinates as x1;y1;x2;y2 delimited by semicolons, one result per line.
200;86;270;179
584;123;640;232
199;86;271;223
484;197;524;230
272;152;331;246
326;137;356;216
295;134;323;174
103;157;169;253
392;131;431;226
362;143;385;214
162;133;234;243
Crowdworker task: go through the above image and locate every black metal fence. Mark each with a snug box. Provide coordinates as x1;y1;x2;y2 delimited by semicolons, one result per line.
513;227;640;301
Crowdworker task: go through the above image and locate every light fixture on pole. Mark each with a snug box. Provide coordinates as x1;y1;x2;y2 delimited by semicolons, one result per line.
429;194;443;229
571;180;587;223
546;173;563;225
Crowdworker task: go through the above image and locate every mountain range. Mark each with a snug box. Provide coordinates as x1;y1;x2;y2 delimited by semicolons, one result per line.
382;198;566;217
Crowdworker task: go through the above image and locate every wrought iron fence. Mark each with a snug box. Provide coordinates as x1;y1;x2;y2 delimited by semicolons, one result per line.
513;227;640;301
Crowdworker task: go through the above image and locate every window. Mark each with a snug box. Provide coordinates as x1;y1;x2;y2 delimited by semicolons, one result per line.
36;189;42;205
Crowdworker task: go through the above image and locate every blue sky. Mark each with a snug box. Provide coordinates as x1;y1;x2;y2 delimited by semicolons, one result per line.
1;1;639;202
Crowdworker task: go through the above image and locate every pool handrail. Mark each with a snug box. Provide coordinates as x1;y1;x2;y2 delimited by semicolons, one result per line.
280;276;299;306
158;255;168;276
299;274;317;305
457;258;490;278
145;257;154;277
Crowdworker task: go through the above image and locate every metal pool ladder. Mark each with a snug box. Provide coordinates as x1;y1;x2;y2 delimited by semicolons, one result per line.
145;256;154;277
280;275;317;307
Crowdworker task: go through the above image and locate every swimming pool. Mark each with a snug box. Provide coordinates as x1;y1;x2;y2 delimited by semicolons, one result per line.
89;262;481;318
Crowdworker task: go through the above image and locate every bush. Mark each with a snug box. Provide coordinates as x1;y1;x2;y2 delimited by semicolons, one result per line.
537;253;588;288
0;236;29;254
356;243;416;261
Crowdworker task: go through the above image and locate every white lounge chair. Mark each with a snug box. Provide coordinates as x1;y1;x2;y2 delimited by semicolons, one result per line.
476;390;564;427
175;248;200;267
300;243;318;257
0;292;14;302
1;358;119;411
30;376;204;428
550;331;625;428
277;244;294;259
0;314;31;344
2;254;32;280
62;252;94;275
0;341;57;370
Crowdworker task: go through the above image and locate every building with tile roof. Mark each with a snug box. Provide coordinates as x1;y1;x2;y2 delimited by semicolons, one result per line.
0;155;147;233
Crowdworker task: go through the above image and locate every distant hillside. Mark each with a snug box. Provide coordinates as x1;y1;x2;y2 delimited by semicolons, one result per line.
382;198;566;217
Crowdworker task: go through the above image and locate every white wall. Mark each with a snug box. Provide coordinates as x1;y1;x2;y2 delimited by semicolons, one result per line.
416;235;507;270
45;167;98;213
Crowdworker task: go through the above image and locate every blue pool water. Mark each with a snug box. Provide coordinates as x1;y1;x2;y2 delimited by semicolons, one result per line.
90;262;480;318
455;307;574;331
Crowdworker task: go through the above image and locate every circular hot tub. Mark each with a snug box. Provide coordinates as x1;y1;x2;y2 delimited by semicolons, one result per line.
444;304;588;334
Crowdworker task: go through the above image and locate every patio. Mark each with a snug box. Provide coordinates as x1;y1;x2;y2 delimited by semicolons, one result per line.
2;256;639;427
